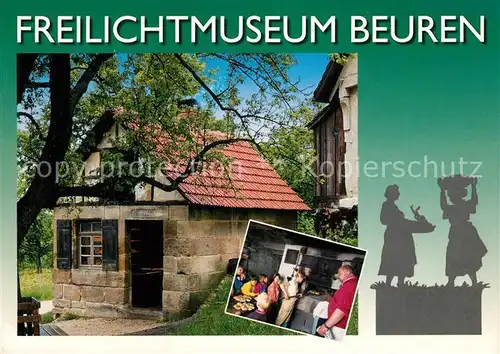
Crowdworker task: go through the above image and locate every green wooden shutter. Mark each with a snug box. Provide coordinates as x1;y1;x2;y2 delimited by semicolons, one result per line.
56;220;72;269
102;219;118;271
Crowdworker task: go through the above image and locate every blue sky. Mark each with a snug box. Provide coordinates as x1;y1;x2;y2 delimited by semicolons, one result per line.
201;53;330;118
207;53;330;90
286;53;330;90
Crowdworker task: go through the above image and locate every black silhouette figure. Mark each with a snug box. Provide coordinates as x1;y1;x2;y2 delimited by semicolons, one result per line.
372;177;489;335
378;185;435;286
438;175;488;286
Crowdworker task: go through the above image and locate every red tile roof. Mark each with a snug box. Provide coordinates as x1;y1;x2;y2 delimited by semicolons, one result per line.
120;111;310;211
163;139;310;211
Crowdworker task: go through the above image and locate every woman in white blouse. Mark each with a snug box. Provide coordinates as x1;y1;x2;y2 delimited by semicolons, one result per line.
275;270;306;327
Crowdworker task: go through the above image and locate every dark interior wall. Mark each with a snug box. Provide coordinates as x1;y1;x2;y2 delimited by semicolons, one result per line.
127;220;163;308
245;240;285;279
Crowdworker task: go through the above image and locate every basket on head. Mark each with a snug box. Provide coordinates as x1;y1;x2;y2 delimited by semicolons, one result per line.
440;174;473;191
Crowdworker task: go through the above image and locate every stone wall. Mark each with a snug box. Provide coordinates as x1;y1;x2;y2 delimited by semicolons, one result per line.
52;204;187;318
52;269;130;318
53;203;298;319
189;206;298;230
162;220;247;317
163;207;298;317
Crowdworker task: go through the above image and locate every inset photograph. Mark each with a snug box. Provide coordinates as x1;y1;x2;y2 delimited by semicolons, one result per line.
225;220;366;341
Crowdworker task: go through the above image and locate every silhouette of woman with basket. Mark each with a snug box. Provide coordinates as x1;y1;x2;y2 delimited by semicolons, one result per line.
378;185;435;287
438;175;488;286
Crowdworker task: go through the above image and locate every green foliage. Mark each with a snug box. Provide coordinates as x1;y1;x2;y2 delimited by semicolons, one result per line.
325;229;358;247
297;212;316;235
324;219;358;247
328;53;357;65
61;312;81;321
41;312;54;324
18;210;53;271
348;297;359;335
297;211;358;248
19;268;52;301
260;102;321;208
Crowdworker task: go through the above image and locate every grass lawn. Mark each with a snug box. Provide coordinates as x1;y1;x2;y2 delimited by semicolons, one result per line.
20;268;52;301
172;276;358;336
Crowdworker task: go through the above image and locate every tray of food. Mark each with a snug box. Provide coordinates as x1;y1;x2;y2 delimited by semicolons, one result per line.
233;302;255;312
233;295;253;302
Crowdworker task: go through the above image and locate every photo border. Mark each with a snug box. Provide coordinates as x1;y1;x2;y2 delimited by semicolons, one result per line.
223;219;368;341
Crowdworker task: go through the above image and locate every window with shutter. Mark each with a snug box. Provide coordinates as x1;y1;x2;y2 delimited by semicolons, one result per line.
56;220;72;270
102;219;118;271
77;220;103;268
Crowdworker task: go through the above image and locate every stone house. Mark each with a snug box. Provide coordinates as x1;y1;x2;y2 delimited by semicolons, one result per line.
52;108;310;319
307;56;358;211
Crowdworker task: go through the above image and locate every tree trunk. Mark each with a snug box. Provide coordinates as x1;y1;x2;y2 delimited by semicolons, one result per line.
17;54;72;299
17;54;39;104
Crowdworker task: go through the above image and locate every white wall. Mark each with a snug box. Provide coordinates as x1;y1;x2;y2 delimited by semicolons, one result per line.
151;168;186;202
339;57;358;200
82;122;187;203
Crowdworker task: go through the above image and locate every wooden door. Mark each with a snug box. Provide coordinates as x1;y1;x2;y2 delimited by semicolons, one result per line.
334;107;346;197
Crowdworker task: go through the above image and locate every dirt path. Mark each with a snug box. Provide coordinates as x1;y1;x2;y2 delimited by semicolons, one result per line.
125;317;194;335
40;300;53;315
55;318;165;336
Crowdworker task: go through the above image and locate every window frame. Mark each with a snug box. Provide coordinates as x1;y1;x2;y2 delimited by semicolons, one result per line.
77;220;103;269
284;249;299;265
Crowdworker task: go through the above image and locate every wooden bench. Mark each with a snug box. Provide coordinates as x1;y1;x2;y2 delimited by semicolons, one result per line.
18;297;41;336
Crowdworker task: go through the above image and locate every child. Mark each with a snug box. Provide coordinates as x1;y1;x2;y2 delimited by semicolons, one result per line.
267;273;281;304
246;293;271;322
254;274;268;294
312;291;332;335
233;266;246;295
241;278;259;297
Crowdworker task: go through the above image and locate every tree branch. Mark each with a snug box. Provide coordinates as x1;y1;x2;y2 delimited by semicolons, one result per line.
174;137;254;180
17;112;42;135
70;54;113;112
24;81;50;89
173;54;267;121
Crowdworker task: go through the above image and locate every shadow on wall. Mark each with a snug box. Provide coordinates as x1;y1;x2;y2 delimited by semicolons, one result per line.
371;281;489;335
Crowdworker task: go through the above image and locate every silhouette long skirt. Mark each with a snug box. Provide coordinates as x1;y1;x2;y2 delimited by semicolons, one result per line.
378;225;417;277
446;221;487;276
378;202;418;278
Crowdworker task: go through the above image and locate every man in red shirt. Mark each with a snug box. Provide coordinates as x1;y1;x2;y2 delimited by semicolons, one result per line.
317;265;358;341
